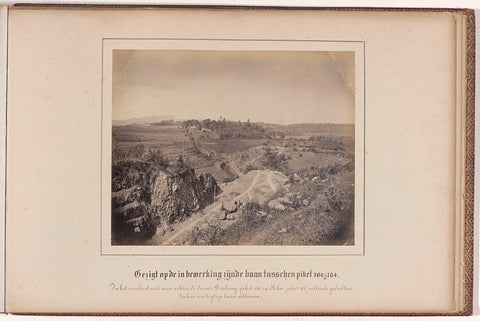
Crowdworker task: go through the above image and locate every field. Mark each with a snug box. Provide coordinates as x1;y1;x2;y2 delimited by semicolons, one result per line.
112;119;355;246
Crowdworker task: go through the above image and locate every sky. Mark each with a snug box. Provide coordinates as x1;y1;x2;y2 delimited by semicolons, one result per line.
112;50;355;125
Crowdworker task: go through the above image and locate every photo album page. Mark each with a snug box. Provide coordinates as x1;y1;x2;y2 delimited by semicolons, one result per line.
3;6;475;315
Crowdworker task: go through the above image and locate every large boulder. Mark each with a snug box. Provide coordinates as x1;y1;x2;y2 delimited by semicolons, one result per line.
268;199;286;211
112;158;221;232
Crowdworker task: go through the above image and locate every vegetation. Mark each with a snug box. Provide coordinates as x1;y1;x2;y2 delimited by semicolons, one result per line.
184;161;354;245
112;120;355;246
183;118;267;139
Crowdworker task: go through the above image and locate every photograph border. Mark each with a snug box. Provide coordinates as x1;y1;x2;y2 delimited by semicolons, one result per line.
100;38;366;256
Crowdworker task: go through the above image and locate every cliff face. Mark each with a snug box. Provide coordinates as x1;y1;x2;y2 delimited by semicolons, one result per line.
150;168;218;223
111;157;220;243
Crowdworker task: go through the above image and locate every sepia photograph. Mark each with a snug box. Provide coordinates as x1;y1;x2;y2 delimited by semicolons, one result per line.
4;6;473;315
111;49;355;246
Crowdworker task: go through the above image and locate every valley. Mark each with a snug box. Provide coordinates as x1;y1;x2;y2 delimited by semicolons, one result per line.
111;119;354;246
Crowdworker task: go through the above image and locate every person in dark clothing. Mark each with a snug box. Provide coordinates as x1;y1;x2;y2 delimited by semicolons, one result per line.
222;201;238;220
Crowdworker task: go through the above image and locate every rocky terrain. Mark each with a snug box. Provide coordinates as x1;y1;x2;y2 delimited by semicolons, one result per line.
111;148;220;244
111;119;354;245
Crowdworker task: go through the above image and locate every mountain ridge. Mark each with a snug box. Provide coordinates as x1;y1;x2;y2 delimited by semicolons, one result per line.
113;115;178;126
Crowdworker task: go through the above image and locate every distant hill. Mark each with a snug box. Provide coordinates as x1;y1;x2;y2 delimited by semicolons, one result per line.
113;115;177;126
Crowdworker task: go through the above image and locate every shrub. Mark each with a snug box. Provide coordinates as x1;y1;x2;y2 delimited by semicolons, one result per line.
142;148;168;167
189;222;224;245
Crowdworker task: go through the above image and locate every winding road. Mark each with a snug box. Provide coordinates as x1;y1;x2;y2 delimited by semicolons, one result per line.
162;170;263;245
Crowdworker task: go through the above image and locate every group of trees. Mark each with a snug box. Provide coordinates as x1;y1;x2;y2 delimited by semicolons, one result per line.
308;135;346;151
181;118;292;141
182;118;267;139
151;120;175;126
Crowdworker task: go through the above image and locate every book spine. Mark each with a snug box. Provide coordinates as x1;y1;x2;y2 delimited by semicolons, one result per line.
0;5;7;315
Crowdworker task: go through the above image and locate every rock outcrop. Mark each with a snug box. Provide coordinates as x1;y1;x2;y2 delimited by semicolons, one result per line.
149;163;220;223
111;155;221;243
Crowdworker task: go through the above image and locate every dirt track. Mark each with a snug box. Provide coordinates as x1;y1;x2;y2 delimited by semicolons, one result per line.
146;169;289;245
